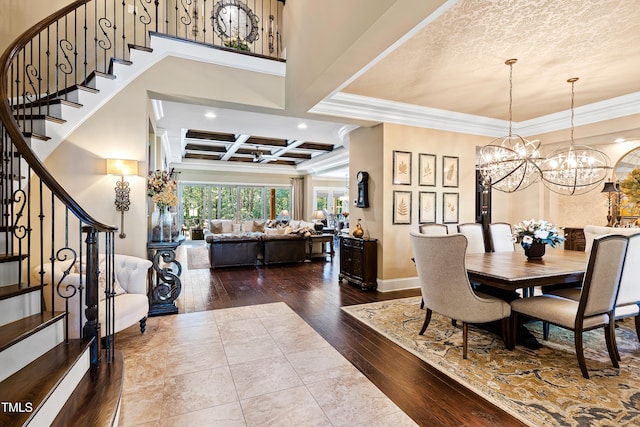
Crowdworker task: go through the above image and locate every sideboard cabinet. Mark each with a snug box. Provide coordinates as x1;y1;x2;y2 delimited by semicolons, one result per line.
563;227;585;251
339;236;377;290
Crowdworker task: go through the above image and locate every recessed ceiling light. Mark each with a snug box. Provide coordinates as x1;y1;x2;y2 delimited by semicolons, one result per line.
205;112;216;118
614;137;625;143
297;123;308;129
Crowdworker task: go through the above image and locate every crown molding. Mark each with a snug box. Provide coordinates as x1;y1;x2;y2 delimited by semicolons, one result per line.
311;91;640;138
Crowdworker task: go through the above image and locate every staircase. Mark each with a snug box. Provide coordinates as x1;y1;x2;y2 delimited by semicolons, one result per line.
0;1;285;425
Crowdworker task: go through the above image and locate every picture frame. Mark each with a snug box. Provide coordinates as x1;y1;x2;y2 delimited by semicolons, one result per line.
418;153;436;186
443;192;459;224
418;192;436;224
392;150;412;185
393;190;412;224
442;156;459;188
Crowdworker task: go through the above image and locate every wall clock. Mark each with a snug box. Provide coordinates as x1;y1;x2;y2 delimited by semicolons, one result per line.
356;171;369;208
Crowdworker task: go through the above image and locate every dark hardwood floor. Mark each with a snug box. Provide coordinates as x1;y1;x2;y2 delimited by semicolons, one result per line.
175;242;526;427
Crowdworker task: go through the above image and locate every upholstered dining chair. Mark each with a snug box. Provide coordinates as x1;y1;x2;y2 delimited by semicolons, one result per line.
546;233;640;346
489;223;514;252
457;223;487;254
410;232;512;358
510;234;629;379
419;224;449;235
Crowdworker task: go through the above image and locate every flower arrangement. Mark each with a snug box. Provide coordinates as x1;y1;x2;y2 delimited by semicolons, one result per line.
512;219;565;248
147;169;177;209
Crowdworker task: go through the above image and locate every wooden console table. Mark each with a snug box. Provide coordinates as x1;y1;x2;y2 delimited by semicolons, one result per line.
339;236;377;290
146;236;185;316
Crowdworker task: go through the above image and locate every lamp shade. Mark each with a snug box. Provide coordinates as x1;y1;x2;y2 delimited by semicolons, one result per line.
280;209;289;217
107;159;138;176
601;181;618;193
312;209;326;220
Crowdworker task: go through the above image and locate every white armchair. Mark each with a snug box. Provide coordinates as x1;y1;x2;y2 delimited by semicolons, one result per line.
33;254;152;339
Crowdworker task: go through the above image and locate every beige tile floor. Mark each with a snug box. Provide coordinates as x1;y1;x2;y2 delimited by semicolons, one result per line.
116;302;417;427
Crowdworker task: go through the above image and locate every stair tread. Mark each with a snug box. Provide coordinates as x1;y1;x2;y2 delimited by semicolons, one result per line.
0;283;44;302
23;132;50;141
0;339;91;427
52;350;124;427
0;253;28;263
128;43;153;53
13;114;66;124
0;311;66;352
12;98;82;110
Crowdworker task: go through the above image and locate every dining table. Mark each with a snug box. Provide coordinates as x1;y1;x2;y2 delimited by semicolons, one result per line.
465;248;589;293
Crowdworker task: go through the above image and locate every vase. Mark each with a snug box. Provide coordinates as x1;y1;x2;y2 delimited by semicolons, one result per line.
353;221;364;238
152;205;173;242
524;241;546;260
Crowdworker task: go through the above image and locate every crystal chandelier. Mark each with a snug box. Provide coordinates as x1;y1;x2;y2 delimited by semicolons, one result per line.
540;78;610;195
479;59;543;193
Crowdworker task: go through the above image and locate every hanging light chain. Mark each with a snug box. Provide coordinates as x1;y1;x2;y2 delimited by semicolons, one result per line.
506;58;517;138
568;77;578;148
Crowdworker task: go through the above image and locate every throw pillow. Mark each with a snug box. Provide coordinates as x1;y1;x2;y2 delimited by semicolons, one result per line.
74;260;126;301
221;220;233;233
210;221;222;234
253;220;265;232
242;220;255;233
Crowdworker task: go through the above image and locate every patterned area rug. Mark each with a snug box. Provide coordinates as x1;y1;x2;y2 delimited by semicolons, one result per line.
186;245;209;269
342;297;640;427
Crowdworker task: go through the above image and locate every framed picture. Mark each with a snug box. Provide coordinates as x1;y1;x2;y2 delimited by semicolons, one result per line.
393;191;412;224
442;156;459;188
443;192;459;224
418;192;436;223
418;153;436;186
392;151;412;185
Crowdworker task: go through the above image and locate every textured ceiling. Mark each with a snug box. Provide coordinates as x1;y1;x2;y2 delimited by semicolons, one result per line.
343;0;640;121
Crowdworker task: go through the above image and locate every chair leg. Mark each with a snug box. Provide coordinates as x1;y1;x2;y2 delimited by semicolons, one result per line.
420;298;424;310
501;317;513;350
452;319;457;327
139;317;147;334
575;328;589;379
635;315;640;342
462;322;468;359
419;308;432;335
510;312;519;348
543;321;550;340
605;321;620;367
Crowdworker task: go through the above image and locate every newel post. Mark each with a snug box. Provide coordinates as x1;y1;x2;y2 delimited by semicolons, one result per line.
82;226;101;366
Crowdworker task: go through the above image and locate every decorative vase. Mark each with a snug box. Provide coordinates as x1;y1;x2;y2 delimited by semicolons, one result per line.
524;241;546;260
353;221;364;238
152;205;173;242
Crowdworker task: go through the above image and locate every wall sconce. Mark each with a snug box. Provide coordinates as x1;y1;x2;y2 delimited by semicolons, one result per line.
106;159;138;238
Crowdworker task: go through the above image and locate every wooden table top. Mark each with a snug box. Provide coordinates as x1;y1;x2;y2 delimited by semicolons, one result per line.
465;249;589;291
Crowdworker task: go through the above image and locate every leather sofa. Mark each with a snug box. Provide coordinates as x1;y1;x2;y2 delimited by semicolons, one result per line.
207;234;260;268
259;233;307;265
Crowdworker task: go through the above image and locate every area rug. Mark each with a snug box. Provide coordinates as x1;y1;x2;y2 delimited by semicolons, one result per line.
186;245;210;269
342;297;640;427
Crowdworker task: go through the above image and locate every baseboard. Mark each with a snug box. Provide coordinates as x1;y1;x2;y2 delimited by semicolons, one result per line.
376;276;419;292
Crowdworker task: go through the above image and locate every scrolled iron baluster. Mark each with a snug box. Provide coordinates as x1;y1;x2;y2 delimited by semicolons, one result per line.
57;39;74;75
12;189;29;241
53;247;79;342
24;64;39;103
97;17;113;51
138;0;152;25
180;0;194;26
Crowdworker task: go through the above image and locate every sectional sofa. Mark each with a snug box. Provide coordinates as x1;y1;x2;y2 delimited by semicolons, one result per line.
203;219;317;267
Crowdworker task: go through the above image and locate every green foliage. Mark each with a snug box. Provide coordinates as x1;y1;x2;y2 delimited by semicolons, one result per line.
620;168;640;204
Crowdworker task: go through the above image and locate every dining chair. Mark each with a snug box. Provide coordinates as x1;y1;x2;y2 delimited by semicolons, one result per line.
510;234;629;379
410;232;512;358
419;224;449;235
488;223;514;252
457;223;487;254
546;233;640;347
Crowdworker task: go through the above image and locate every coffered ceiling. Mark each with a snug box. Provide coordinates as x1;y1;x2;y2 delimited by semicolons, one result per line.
162;0;640;177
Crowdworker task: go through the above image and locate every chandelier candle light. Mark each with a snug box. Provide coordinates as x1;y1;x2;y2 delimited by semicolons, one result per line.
479;59;543;193
540;78;610;195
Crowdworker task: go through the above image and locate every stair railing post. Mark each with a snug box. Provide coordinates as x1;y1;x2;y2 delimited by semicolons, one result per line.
82;225;101;366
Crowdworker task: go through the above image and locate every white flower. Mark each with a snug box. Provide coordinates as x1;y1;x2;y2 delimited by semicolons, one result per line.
522;235;533;244
534;230;549;240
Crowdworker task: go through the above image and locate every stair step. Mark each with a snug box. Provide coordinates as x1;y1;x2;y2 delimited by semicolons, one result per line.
0;283;42;302
13;114;66;125
0;254;27;264
128;43;153;53
23;132;50;142
12;98;82;111
0;312;65;352
51;350;124;427
0;339;91;427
